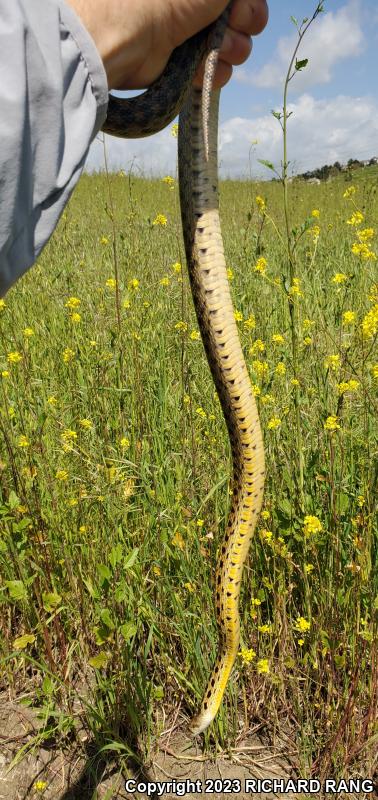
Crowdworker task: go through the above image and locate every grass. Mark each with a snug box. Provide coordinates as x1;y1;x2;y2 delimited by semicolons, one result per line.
0;164;377;779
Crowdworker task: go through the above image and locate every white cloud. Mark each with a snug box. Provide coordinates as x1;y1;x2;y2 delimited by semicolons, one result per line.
237;1;364;92
218;94;378;178
86;93;378;179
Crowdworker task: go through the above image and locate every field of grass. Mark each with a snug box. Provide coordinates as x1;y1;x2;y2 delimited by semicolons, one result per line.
0;164;377;780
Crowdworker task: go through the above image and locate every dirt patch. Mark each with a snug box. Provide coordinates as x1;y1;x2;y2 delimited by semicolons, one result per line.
0;695;301;800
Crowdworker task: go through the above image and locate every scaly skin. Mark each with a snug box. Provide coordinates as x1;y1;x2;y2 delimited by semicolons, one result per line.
178;87;264;735
102;2;265;735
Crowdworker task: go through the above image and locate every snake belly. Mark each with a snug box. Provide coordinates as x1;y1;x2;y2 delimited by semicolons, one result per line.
178;88;265;735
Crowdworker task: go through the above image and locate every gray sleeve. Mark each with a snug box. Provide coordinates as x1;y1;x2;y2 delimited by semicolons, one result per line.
0;0;109;297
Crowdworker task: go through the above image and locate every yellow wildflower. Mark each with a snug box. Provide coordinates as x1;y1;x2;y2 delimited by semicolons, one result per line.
105;278;116;289
234;310;243;322
303;336;312;346
128;278;139;290
172;530;185;550
260;510;270;520
362;304;378;338
1;370;9;378
23;327;34;337
47;396;58;405
324;415;341;431
56;469;68;481
18;435;30;448
171;123;179;137
254;256;267;275
342;310;356;325
257;658;270;674
352;242;377;260
261;393;275;405
303;318;315;331
162;175;175;187
7;351;22;363
255;195;266;213
62;348;75;363
272;333;285;344
252;360;268;378
294;616;311;633
196;407;207;419
309;225;320;242
347;211;363;226
311;209;320;218
251;598;262;606
258;623;272;634
250;338;265;354
267;416;281;430
70;312;81;323
171;262;182;273
331;272;348;284
239;647;256;664
303;515;323;536
0;299;6;311
371;364;378;379
65;296;81;309
189;330;200;341
34;781;48;792
288;277;303;298
120;437;130;449
357;227;375;243
100;235;109;245
160;276;170;286
324;354;340;371
259;528;273;541
227;267;234;281
152;213;167;226
244;314;256;330
304;563;314;574
343;185;356;198
153;565;161;576
275;362;286;376
79;418;93;429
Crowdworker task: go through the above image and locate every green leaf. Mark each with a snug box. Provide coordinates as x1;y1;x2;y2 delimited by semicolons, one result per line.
290;15;298;27
89;652;109;669
14;633;35;650
295;58;309;72
8;491;20;510
120;622;137;641
42;591;62;612
258;158;275;172
5;580;27;600
271;110;282;120
98;563;111;584
124;547;139;569
109;543;123;569
99;608;115;630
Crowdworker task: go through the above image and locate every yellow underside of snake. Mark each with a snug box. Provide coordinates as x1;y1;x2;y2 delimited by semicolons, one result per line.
178;89;265;735
103;6;265;737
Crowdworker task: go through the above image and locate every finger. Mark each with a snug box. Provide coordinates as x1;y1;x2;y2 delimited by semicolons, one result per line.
230;0;269;37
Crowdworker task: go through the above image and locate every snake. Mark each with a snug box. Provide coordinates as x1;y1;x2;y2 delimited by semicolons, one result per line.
102;2;265;736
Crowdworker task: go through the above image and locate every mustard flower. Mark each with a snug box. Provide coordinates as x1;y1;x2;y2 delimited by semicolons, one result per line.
324;415;341;431
7;351;22;363
239;647;256;664
152;213;167;226
342;310;356;325
288;277;303;298
294;616;311;633
267;416;281;430
250;339;265;354
65;296;81;309
254;257;267;275
120;436;130;449
128;278;139;290
0;299;6;311
347;211;363;226
18;435;30;448
234;310;243;322
162;175;175;187
244;314;256;330
160;276;170;286
23;327;34;337
311;209;320;218
272;333;285;344
189;330;200;341
171;262;182;273
303;515;323;536
62;348;75;363
257;658;270;674
255;195;266;213
100;235;109;245
324;354;340;371
275;362;286;376
56;469;68;481
362;304;378;339
171;123;179;137
343;185;356;198
105;278;116;289
331;272;348;284
79;418;93;429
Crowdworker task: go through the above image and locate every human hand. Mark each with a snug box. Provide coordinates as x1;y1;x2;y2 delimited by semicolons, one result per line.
65;0;268;90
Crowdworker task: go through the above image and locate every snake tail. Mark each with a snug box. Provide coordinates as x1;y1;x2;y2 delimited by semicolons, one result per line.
178;88;265;735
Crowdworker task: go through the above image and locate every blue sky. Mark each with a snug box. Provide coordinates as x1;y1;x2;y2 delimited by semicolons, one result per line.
86;1;378;177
